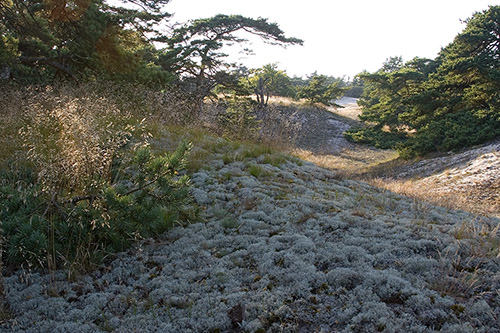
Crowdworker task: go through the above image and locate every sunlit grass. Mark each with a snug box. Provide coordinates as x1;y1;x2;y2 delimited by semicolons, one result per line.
366;177;500;218
293;147;398;176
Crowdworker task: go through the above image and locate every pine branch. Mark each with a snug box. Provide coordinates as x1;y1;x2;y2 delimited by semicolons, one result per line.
19;56;79;81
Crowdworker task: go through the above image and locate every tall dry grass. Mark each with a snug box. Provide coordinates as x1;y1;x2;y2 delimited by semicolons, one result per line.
19;92;133;199
0;81;202;164
0;82;201;275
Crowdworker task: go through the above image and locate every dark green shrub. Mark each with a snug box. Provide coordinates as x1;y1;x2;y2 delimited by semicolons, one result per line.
297;75;344;106
217;96;261;140
398;111;500;157
344;127;408;149
0;141;196;271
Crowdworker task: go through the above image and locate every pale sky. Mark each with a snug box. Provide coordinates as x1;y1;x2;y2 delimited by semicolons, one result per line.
166;0;498;79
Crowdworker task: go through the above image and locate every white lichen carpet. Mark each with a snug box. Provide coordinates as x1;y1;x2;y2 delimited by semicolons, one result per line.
2;151;499;332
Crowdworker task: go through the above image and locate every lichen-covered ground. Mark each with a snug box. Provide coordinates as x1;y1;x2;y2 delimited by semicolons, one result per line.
2;143;499;332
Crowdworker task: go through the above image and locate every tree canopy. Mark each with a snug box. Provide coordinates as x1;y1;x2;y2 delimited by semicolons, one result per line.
240;63;295;107
345;5;500;157
0;0;174;83
159;15;302;98
0;3;302;89
297;74;344;107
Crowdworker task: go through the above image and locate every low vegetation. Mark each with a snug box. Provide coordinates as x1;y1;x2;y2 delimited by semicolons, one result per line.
0;83;302;274
0;85;199;273
2;130;498;331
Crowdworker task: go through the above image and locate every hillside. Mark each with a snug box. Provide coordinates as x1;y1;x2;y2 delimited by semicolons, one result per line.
364;140;500;217
250;97;398;173
1;91;499;332
256;97;499;217
2;134;499;332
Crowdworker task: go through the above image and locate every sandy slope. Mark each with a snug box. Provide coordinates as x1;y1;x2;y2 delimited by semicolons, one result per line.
414;141;500;212
331;97;363;121
255;101;397;173
265;98;500;216
2;144;499;332
369;140;500;217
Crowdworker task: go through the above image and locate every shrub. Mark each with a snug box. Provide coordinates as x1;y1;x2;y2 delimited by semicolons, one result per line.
344;127;408;149
297;75;344;106
1;85;197;272
400;111;500;157
1;141;195;272
217;96;261;140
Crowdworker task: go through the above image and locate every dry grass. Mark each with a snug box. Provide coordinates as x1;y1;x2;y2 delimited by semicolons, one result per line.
249;95;302;107
327;103;362;121
19;92;134;197
1;83;203;274
0;88;30;169
293;147;398;177
0;84;142;272
0;82;202;164
356;140;500;217
365;177;500;218
453;220;500;258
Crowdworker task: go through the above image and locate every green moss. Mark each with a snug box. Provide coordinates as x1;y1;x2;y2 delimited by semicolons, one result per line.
450;304;465;317
220;217;239;229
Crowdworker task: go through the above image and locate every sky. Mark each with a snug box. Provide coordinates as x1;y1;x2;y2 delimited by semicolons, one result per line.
166;0;498;79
